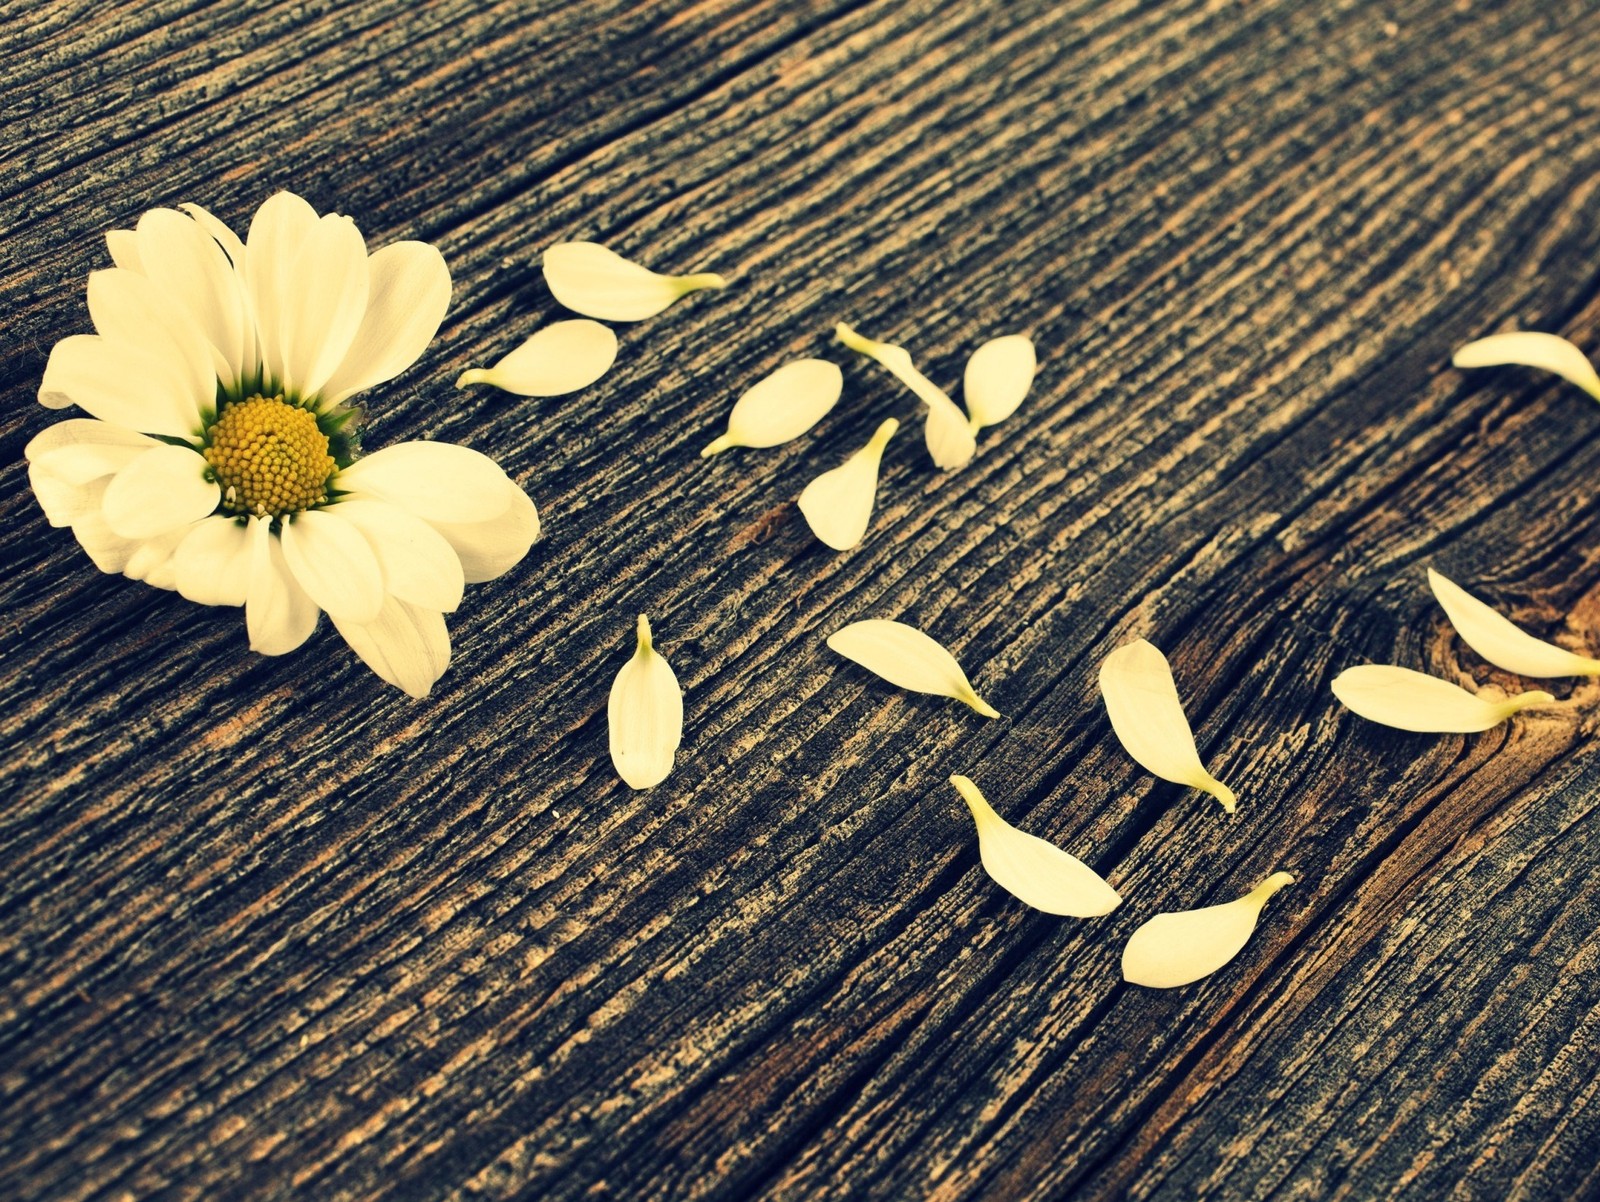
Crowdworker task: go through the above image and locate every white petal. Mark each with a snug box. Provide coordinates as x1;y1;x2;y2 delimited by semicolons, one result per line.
86;268;220;409
334;499;465;612
950;775;1120;917
456;319;617;397
702;358;842;456
424;481;541;584
608;615;683;789
827;617;998;717
29;464;101;527
133;208;249;393
964;334;1036;429
797;418;897;551
279;508;385;623
279;215;369;402
332;596;451;698
101;445;220;540
1099;639;1235;813
1452;332;1600;400
105;229;142;272
1331;664;1553;732
123;525;191;590
25;419;158;485
245;516;320;655
245;191;321;391
70;489;142;574
39;334;207;437
339;442;513;524
321;241;452;406
542;242;725;322
178;202;246;266
173;515;253;606
1427;568;1600;677
1122;872;1294;988
835;322;975;469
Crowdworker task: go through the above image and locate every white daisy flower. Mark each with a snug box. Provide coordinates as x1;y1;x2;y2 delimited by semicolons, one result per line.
25;191;541;698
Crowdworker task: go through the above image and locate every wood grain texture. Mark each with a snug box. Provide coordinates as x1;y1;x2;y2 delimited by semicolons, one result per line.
4;0;1600;1197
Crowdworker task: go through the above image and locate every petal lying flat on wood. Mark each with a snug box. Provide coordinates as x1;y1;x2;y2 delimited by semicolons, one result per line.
543;242;725;322
608;615;684;790
963;334;1036;430
455;320;618;396
1099;639;1236;813
1331;664;1554;732
702;358;843;456
950;776;1120;917
835;322;976;469
797;417;897;550
827;618;999;717
1122;871;1294;988
1452;332;1600;401
1427;567;1600;678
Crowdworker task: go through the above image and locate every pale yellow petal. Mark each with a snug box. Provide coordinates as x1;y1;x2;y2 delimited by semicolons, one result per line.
828;618;998;717
608;615;683;789
456;319;618;396
1122;871;1294;988
1331;664;1553;732
835;322;976;469
1452;332;1600;400
1427;568;1600;677
963;334;1036;430
702;358;842;456
797;418;897;551
542;242;725;322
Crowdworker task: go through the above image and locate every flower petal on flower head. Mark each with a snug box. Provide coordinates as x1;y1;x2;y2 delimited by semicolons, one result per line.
608;615;683;790
105;229;142;272
797;418;897;551
950;775;1120;916
279;508;384;623
124;525;191;591
26;419;158;487
332;595;451;698
1331;664;1554;732
69;487;142;574
456;319;618;397
542;242;726;322
321;241;453;407
1452;332;1600;400
245;516;319;655
28;465;100;528
338;442;513;524
1099;638;1236;813
173;516;253;607
334;499;465;613
964;334;1036;430
134;207;252;394
86;268;221;408
1123;872;1294;988
827;617;999;717
1427;567;1600;677
101;445;220;540
702;358;843;456
835;322;976;469
178;202;246;267
425;481;541;584
39;334;207;436
246;191;321;391
278;215;369;402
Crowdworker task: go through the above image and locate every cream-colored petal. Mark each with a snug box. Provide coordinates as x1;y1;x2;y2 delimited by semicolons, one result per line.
173;515;253;606
1452;332;1600;400
245;191;321;391
105;229;142;273
279;508;385;623
101;445;220;540
456;319;617;397
424;481;541;584
835;322;975;469
702;358;842;456
1099;638;1235;813
951;775;1120;917
608;614;683;790
29;464;100;528
70;487;142;574
322;240;453;406
334;499;465;613
245;516;320;656
1428;567;1600;677
1331;664;1554;732
1122;871;1294;988
86;268;221;409
797;418;897;551
332;595;451;698
827;617;999;717
25;419;159;486
123;524;191;590
179;202;246;266
39;334;207;437
133;208;250;394
338;442;513;524
543;242;725;322
279;214;369;402
964;334;1036;430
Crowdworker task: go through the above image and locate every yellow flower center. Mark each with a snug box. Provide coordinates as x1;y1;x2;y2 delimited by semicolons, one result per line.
203;395;335;517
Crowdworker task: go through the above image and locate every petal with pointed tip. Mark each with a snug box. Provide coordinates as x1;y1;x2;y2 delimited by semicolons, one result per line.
456;319;617;397
797;418;897;551
703;358;842;455
608;615;683;789
543;242;725;321
1122;872;1294;988
1428;567;1600;678
1453;332;1600;400
828;618;999;717
1331;664;1554;732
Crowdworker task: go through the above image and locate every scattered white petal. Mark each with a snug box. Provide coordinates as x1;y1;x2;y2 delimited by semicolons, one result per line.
456;320;618;396
702;358;842;456
1122;871;1295;988
543;242;725;322
1428;567;1600;677
797;418;897;551
173;516;253;606
1452;332;1600;400
101;445;220;541
332;596;451;698
827;618;999;717
280;508;385;624
608;615;683;790
835;322;976;469
245;516;319;656
1331;664;1554;732
963;334;1036;430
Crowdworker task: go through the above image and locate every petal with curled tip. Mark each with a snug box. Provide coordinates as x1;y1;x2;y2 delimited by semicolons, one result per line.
456;319;618;397
835;322;976;469
1099;638;1235;813
703;358;842;456
1452;332;1600;401
797;418;897;551
950;776;1119;916
542;242;725;322
1122;872;1294;988
828;618;999;717
963;334;1036;430
1427;568;1600;678
608;615;683;790
1331;664;1553;732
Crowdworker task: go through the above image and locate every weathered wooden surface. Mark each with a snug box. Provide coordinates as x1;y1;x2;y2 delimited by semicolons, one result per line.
4;0;1600;1197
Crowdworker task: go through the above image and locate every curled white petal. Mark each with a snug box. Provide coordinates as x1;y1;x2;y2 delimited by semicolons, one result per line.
101;445;220;541
1099;639;1235;813
1122;871;1294;988
25;419;158;487
836;322;975;470
702;359;842;456
827;618;999;717
608;615;683;790
542;242;725;322
1452;332;1600;400
456;320;618;397
1428;568;1600;677
332;595;451;698
797;418;897;551
963;334;1036;430
951;775;1119;917
1331;664;1553;732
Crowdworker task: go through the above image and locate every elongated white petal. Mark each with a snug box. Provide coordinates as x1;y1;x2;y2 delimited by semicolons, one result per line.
1099;638;1235;813
101;445;220;540
39;334;207;437
133;208;249;394
280;214;369;401
25;419;158;486
246;191;321;391
279;508;384;623
123;525;190;590
1122;871;1294;988
105;229;142;272
608;615;683;789
320;240;452;406
424;482;540;584
951;775;1119;916
1331;664;1553;732
1453;332;1600;400
179;202;246;266
338;442;512;524
69;486;142;573
827;618;999;717
334;499;465;613
1427;568;1600;677
245;516;319;656
797;418;897;551
543;242;725;322
702;358;842;456
173;515;253;606
836;322;976;469
964;334;1036;430
86;268;221;406
456;320;617;397
332;596;451;698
